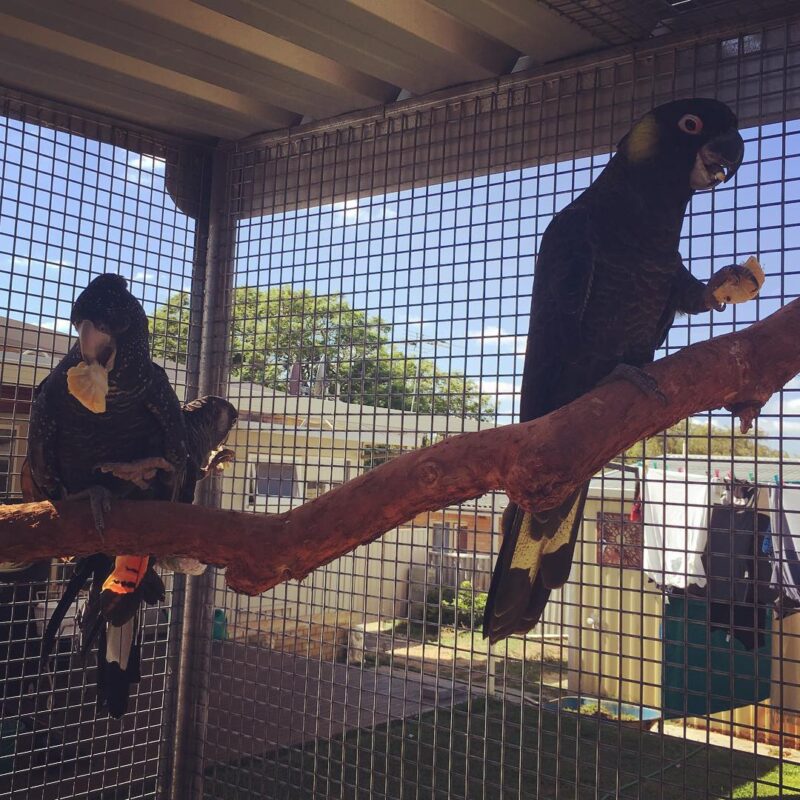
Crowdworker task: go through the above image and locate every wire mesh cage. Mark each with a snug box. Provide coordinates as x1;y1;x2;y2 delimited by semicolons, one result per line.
1;9;800;800
0;91;209;798
197;16;800;800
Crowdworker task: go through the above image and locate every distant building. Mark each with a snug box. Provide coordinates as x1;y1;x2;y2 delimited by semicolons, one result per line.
0;316;73;496
0;315;505;621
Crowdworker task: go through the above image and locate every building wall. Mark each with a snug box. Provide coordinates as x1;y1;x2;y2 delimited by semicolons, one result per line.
411;507;498;554
568;498;800;748
567;498;662;707
215;524;430;626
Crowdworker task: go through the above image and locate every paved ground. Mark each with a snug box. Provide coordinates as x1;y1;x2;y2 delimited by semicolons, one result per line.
204;640;471;765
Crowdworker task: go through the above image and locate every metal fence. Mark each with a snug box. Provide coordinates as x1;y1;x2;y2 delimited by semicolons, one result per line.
0;93;210;798
2;9;800;800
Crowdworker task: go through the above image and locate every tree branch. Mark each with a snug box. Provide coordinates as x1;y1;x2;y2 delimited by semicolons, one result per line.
2;299;799;595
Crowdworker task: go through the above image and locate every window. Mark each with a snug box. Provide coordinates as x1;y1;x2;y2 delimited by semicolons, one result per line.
457;525;469;551
0;428;12;497
254;462;297;499
432;522;451;550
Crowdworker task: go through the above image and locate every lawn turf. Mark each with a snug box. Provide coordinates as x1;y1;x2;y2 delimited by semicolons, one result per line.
204;697;800;799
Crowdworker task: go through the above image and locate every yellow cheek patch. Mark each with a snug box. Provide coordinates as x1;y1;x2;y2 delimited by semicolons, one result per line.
713;256;765;305
626;114;659;162
66;361;109;413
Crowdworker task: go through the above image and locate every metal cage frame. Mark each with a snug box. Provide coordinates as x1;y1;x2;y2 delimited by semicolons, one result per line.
1;9;800;800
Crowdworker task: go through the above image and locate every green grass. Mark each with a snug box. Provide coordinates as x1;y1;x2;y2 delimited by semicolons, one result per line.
203;698;800;799
380;621;567;695
734;764;800;797
392;620;556;661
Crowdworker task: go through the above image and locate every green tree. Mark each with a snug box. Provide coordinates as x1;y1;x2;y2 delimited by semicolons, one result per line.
151;286;494;419
622;418;783;461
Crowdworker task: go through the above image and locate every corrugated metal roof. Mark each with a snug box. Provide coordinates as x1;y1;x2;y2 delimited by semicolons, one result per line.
0;0;792;143
0;0;595;141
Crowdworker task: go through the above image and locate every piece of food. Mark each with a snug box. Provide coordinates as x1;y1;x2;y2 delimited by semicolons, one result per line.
66;360;109;413
712;256;764;304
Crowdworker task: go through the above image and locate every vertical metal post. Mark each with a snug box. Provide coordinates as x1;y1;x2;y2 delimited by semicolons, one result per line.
170;147;234;800
157;147;212;799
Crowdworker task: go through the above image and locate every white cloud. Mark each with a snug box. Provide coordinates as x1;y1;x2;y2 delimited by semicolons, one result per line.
759;380;800;417
134;270;157;283
480;378;519;396
126;155;165;186
342;198;359;224
468;325;526;352
41;318;73;334
12;255;73;273
331;197;367;225
127;154;166;173
755;417;800;435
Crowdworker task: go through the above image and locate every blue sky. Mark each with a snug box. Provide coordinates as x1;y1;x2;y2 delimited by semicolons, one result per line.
1;113;798;450
0;117;195;329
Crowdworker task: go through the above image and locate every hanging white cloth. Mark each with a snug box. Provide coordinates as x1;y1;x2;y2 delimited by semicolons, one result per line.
642;467;710;589
769;484;800;606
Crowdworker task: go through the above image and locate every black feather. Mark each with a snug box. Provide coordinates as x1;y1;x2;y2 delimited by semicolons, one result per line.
27;274;191;717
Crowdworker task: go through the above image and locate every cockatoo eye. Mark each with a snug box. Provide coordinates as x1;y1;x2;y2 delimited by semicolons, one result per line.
678;114;703;135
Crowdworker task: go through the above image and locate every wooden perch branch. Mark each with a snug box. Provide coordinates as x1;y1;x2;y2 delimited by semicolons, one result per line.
2;299;799;595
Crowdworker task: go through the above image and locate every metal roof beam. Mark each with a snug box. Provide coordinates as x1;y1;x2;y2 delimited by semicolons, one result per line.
345;0;519;75
427;0;603;64
0;12;297;132
195;0;516;94
118;0;397;109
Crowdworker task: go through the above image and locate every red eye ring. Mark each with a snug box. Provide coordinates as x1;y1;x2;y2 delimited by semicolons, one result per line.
678;114;703;135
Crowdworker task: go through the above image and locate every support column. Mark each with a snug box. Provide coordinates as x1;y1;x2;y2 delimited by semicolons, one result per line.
169;147;234;800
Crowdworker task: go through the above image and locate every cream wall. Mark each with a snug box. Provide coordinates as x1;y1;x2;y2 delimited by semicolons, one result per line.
566;497;663;707
213;524;432;624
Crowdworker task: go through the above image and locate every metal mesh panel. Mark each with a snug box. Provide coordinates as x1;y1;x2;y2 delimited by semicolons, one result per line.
195;15;800;800
540;0;798;46
0;89;206;798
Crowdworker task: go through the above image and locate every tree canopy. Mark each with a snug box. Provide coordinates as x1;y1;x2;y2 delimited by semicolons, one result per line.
622;418;783;460
151;286;494;419
151;287;781;457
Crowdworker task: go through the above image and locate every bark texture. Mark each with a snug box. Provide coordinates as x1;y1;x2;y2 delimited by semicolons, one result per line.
1;298;798;595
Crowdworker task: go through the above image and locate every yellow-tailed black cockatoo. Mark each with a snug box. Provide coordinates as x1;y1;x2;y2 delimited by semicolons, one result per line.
483;98;763;643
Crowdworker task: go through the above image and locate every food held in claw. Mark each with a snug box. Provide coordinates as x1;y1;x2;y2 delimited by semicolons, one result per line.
66;360;110;413
712;256;764;305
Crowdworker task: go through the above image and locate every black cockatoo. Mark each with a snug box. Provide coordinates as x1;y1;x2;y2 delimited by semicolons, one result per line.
33;393;237;718
24;274;237;716
483;98;760;643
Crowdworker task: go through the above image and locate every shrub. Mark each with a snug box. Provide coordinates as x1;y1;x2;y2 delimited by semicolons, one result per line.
425;581;489;631
425;585;455;628
454;581;489;630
